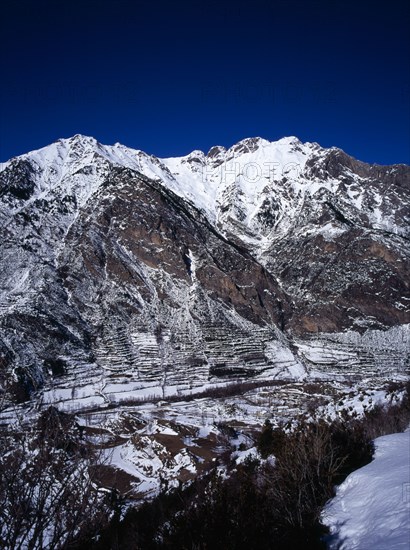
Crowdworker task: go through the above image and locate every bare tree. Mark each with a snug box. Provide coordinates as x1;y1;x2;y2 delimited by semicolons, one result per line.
0;407;117;549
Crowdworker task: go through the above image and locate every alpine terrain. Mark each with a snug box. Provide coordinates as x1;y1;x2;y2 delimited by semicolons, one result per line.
0;134;409;498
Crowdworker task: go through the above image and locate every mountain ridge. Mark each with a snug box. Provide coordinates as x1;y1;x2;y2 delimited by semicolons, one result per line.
0;134;408;410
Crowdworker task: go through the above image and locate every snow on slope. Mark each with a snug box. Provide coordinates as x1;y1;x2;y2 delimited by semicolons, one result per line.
323;430;410;550
157;136;318;221
3;133;404;245
0;134;320;222
1;133;408;359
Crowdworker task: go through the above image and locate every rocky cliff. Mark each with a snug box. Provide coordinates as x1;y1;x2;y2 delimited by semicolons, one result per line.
0;135;408;409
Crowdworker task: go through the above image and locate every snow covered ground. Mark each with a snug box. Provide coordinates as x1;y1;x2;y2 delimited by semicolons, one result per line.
323;430;410;550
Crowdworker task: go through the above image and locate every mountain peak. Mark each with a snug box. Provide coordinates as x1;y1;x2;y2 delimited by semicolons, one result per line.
57;134;99;148
276;135;301;144
229;136;270;155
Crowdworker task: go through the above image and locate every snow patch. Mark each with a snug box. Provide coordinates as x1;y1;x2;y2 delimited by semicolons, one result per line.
323;430;410;550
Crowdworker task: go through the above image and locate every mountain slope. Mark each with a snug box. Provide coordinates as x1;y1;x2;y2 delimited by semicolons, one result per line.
0;135;408;408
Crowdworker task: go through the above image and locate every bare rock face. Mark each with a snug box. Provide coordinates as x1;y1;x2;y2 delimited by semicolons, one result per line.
0;135;408;408
57;168;289;393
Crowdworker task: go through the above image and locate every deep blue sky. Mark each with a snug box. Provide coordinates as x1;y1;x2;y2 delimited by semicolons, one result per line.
1;0;409;164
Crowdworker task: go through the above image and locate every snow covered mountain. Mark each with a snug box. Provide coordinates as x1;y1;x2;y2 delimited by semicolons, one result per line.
0;134;409;409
